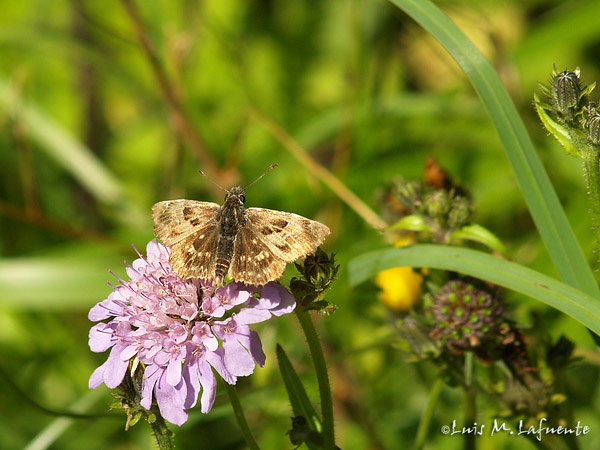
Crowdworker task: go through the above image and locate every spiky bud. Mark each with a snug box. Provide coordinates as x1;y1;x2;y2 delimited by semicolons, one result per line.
586;108;600;145
394;179;424;209
428;280;505;354
448;195;472;229
552;70;581;118
423;190;451;222
291;248;339;310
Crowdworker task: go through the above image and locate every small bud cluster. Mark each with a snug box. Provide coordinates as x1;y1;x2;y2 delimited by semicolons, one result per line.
537;66;598;147
585;104;600;145
551;69;581;122
382;178;473;244
537;66;600;266
290;248;339;311
287;416;338;449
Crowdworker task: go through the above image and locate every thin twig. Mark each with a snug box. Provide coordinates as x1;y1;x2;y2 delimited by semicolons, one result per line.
119;0;221;186
248;107;387;231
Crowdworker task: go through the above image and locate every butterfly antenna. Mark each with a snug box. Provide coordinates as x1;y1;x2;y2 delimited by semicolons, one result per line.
244;163;278;190
199;169;228;192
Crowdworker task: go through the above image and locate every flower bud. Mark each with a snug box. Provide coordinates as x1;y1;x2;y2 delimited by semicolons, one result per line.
423;190;451;221
448;196;472;229
552;70;581;118
586;108;600;145
291;248;338;309
394;179;424;209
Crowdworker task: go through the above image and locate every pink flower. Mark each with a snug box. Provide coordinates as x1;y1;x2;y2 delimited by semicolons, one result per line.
88;240;295;426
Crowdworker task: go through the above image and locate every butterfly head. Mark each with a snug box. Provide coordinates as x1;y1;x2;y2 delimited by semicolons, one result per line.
224;186;246;206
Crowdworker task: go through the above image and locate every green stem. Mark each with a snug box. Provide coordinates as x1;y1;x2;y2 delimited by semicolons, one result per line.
582;146;600;263
295;309;336;450
118;367;174;449
464;352;476;450
413;377;444;450
147;405;175;450
223;381;261;450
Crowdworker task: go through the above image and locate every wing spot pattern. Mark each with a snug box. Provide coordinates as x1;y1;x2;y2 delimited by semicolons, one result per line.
261;227;274;235
275;242;291;252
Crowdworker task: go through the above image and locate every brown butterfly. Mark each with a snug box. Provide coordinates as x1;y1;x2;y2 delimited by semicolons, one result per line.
152;165;330;286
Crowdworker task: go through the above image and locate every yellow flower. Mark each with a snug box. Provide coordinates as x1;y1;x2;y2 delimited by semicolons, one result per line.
375;234;423;312
375;267;423;313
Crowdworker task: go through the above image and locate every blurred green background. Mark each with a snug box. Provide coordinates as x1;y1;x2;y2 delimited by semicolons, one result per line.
1;0;600;448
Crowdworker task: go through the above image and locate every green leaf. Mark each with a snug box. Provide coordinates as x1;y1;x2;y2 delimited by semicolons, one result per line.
450;224;506;254
348;245;600;336
533;93;578;157
388;215;431;233
276;344;322;435
387;0;600;299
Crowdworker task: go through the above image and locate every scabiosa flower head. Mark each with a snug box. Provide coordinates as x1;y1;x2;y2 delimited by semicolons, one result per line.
427;280;505;354
88;240;295;426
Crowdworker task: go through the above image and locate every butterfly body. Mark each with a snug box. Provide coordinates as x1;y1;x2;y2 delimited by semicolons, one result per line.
214;186;246;283
152;186;330;286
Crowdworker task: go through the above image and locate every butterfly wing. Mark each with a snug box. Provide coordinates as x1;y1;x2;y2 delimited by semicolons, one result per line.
228;208;330;285
152;200;220;279
228;224;287;285
244;208;330;262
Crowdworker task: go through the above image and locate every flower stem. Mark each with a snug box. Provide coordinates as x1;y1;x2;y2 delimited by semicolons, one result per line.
118;369;175;450
464;352;477;450
223;381;261;450
295;309;336;450
147;405;175;450
413;377;444;450
581;146;600;264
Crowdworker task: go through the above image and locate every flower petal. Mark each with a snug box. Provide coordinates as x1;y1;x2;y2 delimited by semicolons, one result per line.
235;307;272;325
156;373;188;426
88;361;107;389
141;364;162;409
88;323;115;353
103;345;129;388
223;338;256;377
198;360;217;413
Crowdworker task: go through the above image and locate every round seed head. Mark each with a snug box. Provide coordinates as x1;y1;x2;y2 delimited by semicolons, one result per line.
427;280;507;353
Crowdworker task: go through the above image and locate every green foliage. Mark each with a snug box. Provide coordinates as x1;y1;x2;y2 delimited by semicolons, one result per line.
1;1;600;449
349;244;600;335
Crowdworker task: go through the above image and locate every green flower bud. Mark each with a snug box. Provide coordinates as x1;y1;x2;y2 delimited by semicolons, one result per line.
448;196;473;229
394;179;424;209
552;70;581;118
586;108;600;145
424;190;451;221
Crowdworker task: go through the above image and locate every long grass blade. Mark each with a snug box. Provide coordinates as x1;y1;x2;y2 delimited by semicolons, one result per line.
387;0;599;298
349;245;600;336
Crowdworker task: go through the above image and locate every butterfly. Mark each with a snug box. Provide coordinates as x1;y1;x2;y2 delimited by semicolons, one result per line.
152;166;330;286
